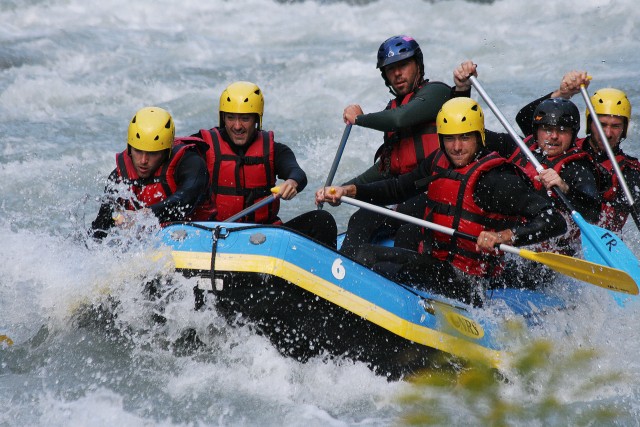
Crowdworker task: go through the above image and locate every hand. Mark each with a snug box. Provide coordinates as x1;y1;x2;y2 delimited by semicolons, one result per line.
551;70;589;99
315;185;353;207
343;104;363;125
112;207;152;229
453;60;478;92
476;229;514;252
536;168;569;193
278;179;298;200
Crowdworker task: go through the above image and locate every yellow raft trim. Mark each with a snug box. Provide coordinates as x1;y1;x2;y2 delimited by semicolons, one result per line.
172;250;505;369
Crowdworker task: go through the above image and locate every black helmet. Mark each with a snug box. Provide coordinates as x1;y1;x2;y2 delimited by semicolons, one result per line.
376;35;425;92
532;98;580;136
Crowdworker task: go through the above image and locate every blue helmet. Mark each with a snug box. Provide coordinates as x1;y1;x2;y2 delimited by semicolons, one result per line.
376;35;425;92
376;35;423;70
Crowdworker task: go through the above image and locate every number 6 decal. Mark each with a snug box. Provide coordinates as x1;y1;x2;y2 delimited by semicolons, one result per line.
331;258;346;280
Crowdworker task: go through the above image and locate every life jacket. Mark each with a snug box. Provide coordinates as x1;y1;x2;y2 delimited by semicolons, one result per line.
200;128;280;224
374;83;441;175
508;135;591;255
421;151;525;277
115;143;216;221
596;152;640;232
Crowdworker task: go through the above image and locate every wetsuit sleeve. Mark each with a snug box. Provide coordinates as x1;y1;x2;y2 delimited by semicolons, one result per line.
89;169;119;240
484;129;520;159
354;82;452;132
560;160;601;223
515;92;553;137
342;161;389;185
149;151;209;222
354;153;435;205
274;142;307;192
475;166;567;246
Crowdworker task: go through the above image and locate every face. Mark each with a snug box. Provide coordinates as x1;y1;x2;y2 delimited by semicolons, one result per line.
224;113;258;146
442;133;479;168
130;147;166;179
590;115;625;153
383;58;420;97
535;124;573;157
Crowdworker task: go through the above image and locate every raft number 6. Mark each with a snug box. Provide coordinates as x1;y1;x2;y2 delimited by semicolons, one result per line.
332;258;346;280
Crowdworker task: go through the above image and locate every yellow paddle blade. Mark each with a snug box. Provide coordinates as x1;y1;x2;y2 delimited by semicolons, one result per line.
519;249;639;295
0;334;13;347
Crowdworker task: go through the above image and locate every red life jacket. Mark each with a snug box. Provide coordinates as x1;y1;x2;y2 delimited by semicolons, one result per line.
375;83;440;175
597;152;640;232
421;151;524;277
115;143;217;221
200;128;280;224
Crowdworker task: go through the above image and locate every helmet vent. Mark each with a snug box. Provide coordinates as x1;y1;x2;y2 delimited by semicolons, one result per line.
243;98;249;103
165;118;172;129
154;136;159;141
136;133;140;139
132;115;137;124
461;117;467;122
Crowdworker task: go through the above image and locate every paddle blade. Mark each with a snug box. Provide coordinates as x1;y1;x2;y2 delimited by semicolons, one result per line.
571;212;640;288
519;249;639;295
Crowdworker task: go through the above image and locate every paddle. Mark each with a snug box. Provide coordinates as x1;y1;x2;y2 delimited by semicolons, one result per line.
225;186;280;223
318;124;352;210
338;195;637;295
579;83;640;230
469;76;640;287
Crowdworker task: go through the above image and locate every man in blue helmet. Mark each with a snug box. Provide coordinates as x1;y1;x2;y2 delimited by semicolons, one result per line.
337;35;473;258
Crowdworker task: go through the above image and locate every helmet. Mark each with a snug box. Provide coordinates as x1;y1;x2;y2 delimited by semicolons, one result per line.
219;81;264;129
436;97;485;145
127;107;175;152
586;88;631;138
376;35;424;88
532;98;580;137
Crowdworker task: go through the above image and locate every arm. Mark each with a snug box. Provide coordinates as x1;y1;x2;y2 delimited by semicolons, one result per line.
484;129;520;159
475;166;567;248
273;142;307;199
354;82;453;131
89;169;119;240
516;71;590;136
342;161;389;186
316;154;434;207
149;151;209;222
560;160;602;223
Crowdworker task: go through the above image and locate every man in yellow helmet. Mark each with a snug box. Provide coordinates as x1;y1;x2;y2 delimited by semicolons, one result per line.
580;88;639;232
186;81;337;247
316;98;566;305
90;107;212;240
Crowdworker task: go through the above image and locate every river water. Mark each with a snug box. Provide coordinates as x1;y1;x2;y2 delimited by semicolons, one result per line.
2;0;640;425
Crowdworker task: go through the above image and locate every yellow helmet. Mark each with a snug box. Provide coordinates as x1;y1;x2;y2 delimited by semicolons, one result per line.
587;88;632;138
436;97;485;145
127;107;175;152
219;81;264;129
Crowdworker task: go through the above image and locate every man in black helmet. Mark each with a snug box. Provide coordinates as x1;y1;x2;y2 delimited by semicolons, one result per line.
336;35;473;258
